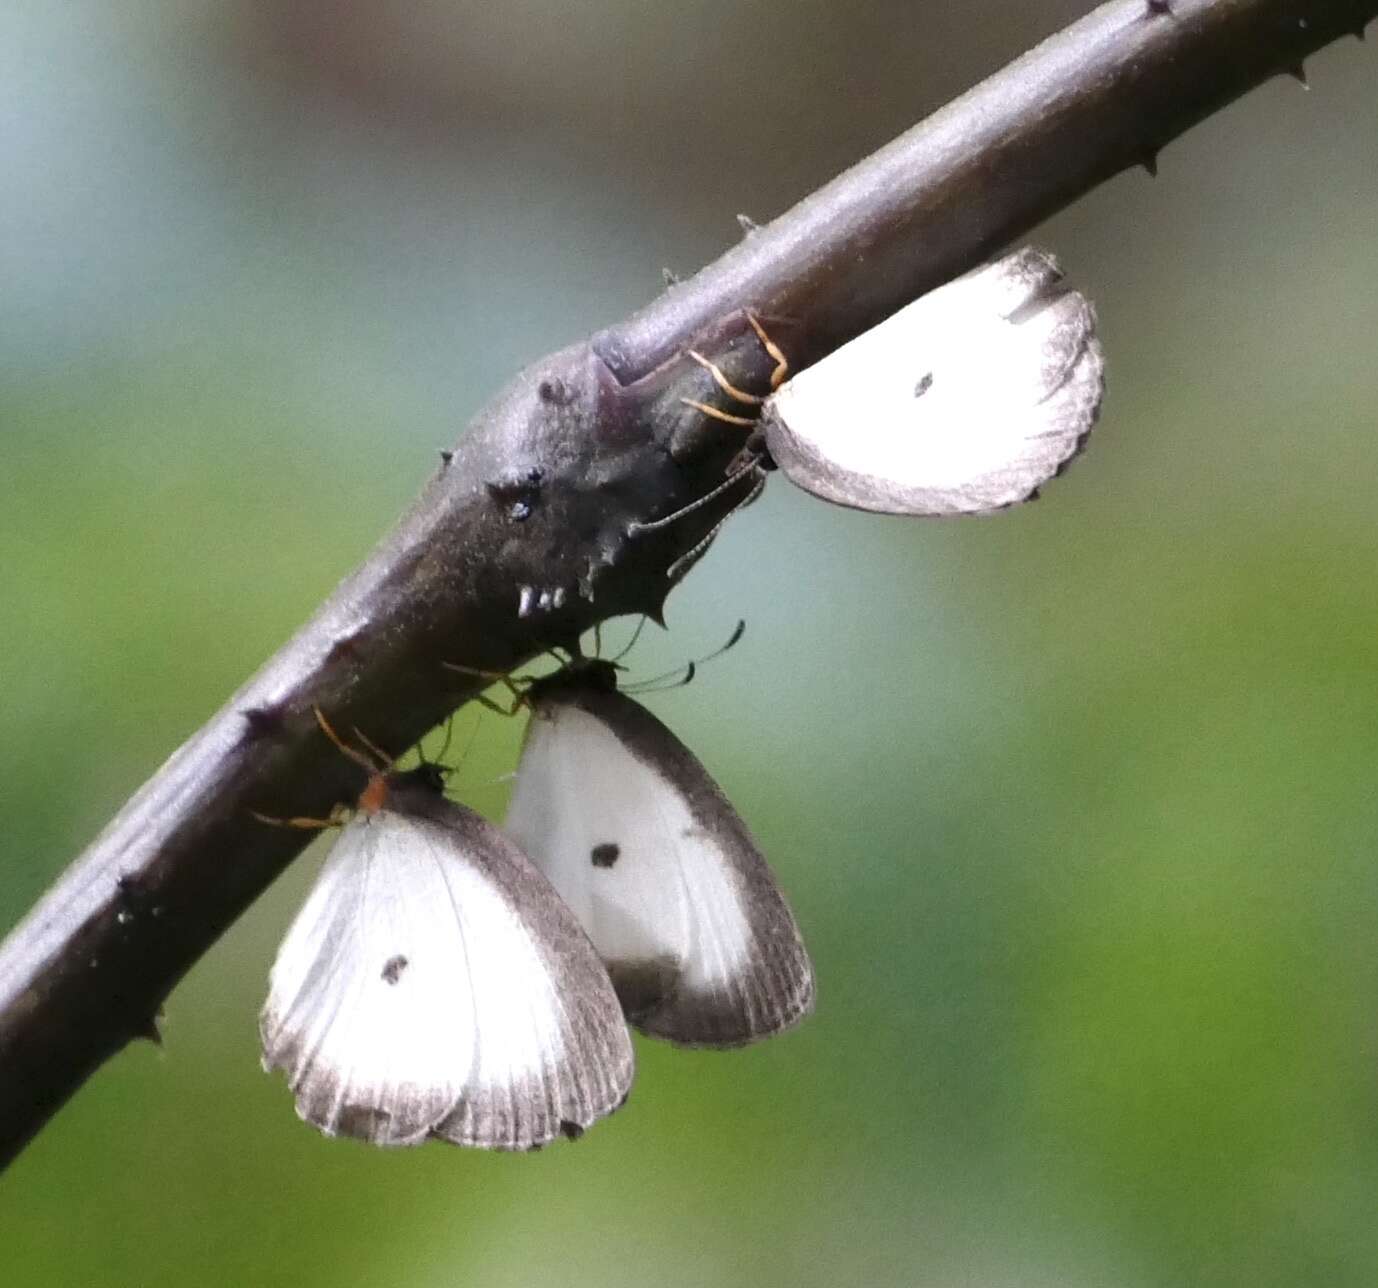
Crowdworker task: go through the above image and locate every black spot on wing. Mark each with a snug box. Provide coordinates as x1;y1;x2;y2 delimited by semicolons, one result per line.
914;371;933;398
590;843;620;868
381;954;409;985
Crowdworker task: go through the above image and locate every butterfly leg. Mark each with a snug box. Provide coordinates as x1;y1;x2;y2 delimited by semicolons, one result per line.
313;706;387;773
685;311;790;406
680;309;791;424
350;725;395;768
745;311;790;390
471;691;525;718
686;350;764;410
679;395;755;428
642;311;787;549
250;804;349;830
443;659;546;717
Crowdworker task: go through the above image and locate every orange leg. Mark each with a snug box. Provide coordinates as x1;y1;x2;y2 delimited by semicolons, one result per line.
679;396;756;428
350;725;394;769
250;804;349;831
746;312;790;390
679;311;791;426
687;350;764;407
313;706;383;773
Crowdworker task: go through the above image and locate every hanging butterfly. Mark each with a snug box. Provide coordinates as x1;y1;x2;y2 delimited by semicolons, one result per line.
498;627;816;1048
758;246;1104;515
639;245;1103;556
257;710;634;1149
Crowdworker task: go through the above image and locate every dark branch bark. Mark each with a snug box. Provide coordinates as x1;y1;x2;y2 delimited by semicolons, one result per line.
0;0;1371;1169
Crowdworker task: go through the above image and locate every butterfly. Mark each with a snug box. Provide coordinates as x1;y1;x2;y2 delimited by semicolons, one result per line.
259;711;634;1149
759;246;1104;515
502;655;815;1048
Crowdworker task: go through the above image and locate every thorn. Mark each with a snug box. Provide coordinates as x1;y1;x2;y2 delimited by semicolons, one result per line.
439;448;453;466
518;586;536;619
662;267;680;287
1356;21;1368;40
134;1015;163;1046
326;634;363;665
736;213;759;233
1287;63;1309;87
241;704;286;739
1141;149;1159;177
552;586;567;609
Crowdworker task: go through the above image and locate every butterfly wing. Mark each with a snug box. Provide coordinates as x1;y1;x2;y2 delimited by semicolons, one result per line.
505;683;814;1047
761;245;1104;515
262;791;633;1149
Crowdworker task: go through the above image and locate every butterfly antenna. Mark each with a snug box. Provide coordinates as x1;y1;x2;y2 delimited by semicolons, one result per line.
704;618;747;662
609;614;650;664
626;454;764;536
665;466;767;582
625;661;693;694
623;621;745;693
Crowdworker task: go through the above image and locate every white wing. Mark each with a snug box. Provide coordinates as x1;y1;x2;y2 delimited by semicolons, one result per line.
262;796;633;1149
762;246;1104;515
504;686;814;1047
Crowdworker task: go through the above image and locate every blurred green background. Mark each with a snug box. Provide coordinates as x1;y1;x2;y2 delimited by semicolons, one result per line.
4;2;1378;1284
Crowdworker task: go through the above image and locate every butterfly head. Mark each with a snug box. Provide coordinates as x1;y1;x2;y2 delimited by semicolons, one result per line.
526;656;622;707
387;762;449;797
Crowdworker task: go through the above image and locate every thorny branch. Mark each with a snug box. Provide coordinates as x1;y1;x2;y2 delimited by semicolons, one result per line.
0;0;1372;1168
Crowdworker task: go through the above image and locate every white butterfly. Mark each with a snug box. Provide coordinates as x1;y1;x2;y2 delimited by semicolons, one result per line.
760;246;1104;515
260;730;635;1150
503;661;815;1048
